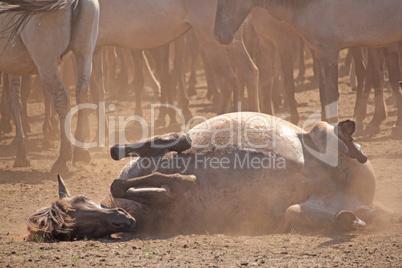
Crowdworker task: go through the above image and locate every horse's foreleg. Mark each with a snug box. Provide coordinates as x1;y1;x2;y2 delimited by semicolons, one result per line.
173;37;192;121
202;45;235;115
131;50;144;116
149;45;178;127
200;50;219;105
111;172;196;207
364;48;386;135
255;41;275;115
185;32;199;97
383;45;402;139
142;50;160;100
317;50;340;123
226;28;259;113
351;47;367;134
0;73;13;134
8;75;30;167
90;49;108;147
277;44;299;124
296;39;306;80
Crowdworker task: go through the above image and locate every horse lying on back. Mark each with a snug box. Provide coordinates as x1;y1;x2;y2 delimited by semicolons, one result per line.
28;113;394;241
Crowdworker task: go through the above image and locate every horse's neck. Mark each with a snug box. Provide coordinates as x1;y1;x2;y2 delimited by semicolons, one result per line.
254;0;297;23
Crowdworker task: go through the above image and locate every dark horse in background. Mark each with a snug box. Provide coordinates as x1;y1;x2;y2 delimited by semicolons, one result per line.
213;0;402;138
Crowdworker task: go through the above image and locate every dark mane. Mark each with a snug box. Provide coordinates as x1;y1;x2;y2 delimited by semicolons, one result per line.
26;200;76;242
0;0;78;52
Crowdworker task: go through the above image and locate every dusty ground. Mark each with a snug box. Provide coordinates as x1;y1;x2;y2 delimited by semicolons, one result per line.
0;51;401;267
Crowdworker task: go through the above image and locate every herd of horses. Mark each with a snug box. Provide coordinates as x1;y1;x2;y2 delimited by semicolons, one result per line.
0;0;401;240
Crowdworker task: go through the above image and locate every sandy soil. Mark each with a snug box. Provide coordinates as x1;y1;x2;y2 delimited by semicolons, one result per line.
0;52;401;267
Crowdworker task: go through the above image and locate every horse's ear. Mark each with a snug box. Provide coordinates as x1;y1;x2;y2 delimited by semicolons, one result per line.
58;175;70;199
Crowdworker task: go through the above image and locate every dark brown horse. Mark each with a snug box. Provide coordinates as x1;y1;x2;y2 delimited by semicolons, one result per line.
27;175;135;241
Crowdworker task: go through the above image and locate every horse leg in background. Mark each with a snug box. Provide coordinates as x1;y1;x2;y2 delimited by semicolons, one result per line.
200;50;219;107
184;30;199;97
42;85;59;148
0;73;13;134
251;37;276;115
272;51;285;111
90;48;108;147
296;39;306;81
383;44;402;139
277;41;299;124
226;26;259;112
130;50;145;116
315;48;340;123
114;48;131;99
364;48;386;135
103;47;117;98
351;47;368;134
149;44;178;127
142;50;161;100
172;37;192;121
8;75;30;167
349;58;357;92
21;75;31;134
340;48;353;77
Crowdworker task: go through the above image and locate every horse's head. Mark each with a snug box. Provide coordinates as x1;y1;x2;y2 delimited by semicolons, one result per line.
214;0;254;45
27;175;136;241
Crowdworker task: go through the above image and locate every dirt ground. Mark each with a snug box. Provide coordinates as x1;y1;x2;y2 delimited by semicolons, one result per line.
0;51;401;267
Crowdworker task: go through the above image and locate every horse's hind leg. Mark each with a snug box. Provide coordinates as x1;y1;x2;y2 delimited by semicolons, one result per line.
90;48;108;147
285;196;366;233
21;75;31;134
365;48;386;135
131;50;144;116
111;132;191;160
69;0;99;164
0;73;13;134
8;75;30;167
351;47;367;134
173;37;192;121
383;45;402;139
111;172;196;207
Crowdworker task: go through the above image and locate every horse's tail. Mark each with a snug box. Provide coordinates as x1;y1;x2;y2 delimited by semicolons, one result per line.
0;0;78;53
0;0;77;15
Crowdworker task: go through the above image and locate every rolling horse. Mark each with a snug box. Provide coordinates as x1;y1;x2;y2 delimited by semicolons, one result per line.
27;113;392;240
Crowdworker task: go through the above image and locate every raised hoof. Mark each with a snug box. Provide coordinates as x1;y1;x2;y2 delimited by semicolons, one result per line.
13;157;30;168
335;210;366;232
391;126;402;139
364;124;381;136
50;159;69;175
72;148;91;165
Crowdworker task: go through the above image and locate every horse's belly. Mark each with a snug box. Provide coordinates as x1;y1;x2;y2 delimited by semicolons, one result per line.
0;39;37;75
